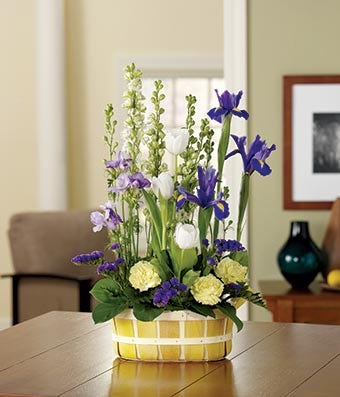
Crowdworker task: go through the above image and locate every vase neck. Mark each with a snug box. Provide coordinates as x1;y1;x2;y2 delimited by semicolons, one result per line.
290;221;310;238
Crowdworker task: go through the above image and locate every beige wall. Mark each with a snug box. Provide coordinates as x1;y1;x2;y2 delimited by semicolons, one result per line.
66;0;223;209
0;0;223;323
2;0;339;325
0;0;38;323
248;0;340;320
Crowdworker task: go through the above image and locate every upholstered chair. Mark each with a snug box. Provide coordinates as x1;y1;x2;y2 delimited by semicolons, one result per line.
5;210;107;324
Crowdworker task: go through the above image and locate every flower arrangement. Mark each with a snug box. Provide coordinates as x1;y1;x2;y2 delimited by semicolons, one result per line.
72;63;276;332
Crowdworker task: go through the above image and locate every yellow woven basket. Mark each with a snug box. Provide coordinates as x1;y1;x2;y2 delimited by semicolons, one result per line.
112;309;235;361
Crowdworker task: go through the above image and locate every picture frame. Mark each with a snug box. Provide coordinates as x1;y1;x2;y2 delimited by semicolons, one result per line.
283;75;340;210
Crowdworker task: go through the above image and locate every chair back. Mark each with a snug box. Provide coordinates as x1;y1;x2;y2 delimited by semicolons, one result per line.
8;210;107;277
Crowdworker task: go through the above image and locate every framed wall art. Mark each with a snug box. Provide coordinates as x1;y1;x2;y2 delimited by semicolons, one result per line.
283;75;340;210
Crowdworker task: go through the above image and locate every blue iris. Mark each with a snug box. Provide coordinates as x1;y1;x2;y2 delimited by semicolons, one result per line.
226;134;276;176
207;89;249;123
176;166;229;221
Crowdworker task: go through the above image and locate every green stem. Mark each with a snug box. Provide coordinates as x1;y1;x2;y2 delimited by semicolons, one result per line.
160;196;168;250
237;173;250;241
213;114;232;241
174;155;178;185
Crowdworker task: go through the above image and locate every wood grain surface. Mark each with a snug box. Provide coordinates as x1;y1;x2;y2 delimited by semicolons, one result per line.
0;311;339;397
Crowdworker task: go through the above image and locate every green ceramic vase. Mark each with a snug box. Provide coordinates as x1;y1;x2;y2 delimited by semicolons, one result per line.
277;221;325;289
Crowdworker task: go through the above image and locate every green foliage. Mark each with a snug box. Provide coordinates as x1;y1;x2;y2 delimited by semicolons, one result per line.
90;278;121;303
144;80;167;176
133;304;164;321
216;303;243;332
229;250;249;267
92;300;129;324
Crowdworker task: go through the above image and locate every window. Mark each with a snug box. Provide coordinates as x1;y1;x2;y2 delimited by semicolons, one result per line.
142;76;225;129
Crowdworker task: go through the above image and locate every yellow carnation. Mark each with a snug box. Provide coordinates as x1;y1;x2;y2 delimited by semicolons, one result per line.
215;257;247;284
129;261;161;291
190;274;224;305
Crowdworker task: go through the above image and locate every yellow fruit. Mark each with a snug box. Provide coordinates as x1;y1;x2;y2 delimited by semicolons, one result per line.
327;270;340;287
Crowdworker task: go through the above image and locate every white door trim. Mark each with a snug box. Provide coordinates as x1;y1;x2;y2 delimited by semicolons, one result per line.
224;0;249;320
36;0;67;210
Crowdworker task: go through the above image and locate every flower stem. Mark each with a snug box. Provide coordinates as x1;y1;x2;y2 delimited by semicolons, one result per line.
174;154;178;185
213;114;232;241
237;173;250;241
160;196;168;250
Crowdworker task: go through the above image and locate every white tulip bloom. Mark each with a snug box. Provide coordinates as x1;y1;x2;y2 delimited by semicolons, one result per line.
174;223;199;250
152;172;174;199
165;129;189;155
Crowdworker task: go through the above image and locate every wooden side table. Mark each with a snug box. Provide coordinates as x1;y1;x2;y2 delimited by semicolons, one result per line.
259;280;340;325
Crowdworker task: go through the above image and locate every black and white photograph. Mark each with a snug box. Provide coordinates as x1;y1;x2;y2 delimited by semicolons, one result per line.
313;113;340;173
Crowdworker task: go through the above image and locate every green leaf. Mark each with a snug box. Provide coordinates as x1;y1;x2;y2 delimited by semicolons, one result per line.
169;238;198;278
92;299;129;324
189;303;216;318
237;173;250;241
182;269;200;287
133;303;164;321
90;278;121;303
198;207;213;244
217;303;243;332
229;250;249;267
142;189;162;248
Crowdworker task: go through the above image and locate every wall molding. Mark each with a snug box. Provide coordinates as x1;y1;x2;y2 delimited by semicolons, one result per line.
224;0;248;320
37;0;67;210
0;317;11;330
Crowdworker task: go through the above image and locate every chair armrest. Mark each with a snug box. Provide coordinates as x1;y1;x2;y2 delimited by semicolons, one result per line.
2;273;94;325
1;273;93;282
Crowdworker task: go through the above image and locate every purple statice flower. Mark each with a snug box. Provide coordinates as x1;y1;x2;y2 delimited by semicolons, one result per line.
207;256;216;266
97;257;125;274
71;250;104;265
110;242;120;251
109;172;151;193
207;89;249;123
129;172;151;189
214;239;245;256
91;201;122;232
177;166;229;221
226;283;242;292
202;238;209;247
153;277;187;307
106;151;132;170
226;134;276;176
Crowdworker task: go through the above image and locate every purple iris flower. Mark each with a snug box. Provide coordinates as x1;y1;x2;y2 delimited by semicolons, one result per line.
177;166;229;221
226;134;276;176
91;201;122;232
207;89;249;123
106;151;132;170
109;172;151;193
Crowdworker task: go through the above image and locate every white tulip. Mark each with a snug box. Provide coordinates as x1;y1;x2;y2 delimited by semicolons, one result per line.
165;129;189;155
152;172;174;199
174;223;199;250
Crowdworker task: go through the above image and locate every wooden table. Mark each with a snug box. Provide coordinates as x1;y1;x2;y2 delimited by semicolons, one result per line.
260;279;340;324
1;311;340;397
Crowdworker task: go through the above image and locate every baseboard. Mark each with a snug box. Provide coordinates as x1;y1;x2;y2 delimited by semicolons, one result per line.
0;317;11;330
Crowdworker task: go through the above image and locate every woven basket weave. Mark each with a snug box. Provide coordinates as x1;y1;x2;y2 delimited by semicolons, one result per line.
112;309;234;361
